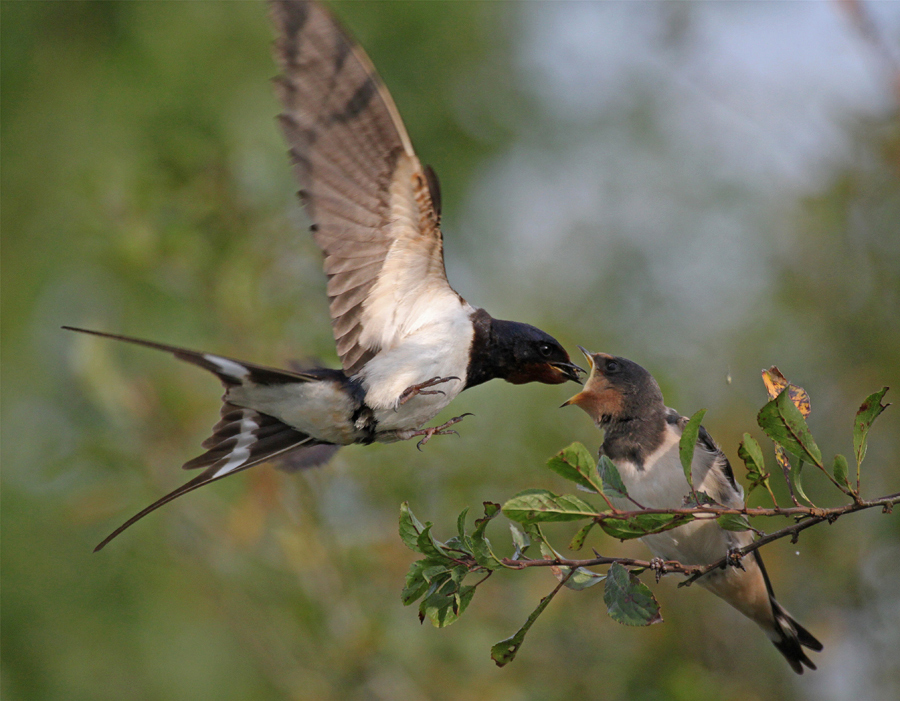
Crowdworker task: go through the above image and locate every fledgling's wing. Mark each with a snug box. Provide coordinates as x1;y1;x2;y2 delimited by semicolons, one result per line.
666;407;743;506
270;0;460;378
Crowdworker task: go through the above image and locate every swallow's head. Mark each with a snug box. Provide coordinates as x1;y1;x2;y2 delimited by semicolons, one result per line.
561;347;662;424
494;321;584;385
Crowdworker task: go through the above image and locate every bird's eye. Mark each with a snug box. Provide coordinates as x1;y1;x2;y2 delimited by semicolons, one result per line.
606;360;620;373
538;343;553;358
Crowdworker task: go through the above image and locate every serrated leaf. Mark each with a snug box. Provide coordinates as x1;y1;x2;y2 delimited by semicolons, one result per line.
491;578;564;666
502;489;598;523
716;513;751;532
509;524;530;560
546;442;601;493
416;523;449;560
603;562;662;626
399;502;426;552
679;409;707;491
833;453;851;489
569;521;596;551
599;513;693;541
758;388;823;468
854;387;890;471
470;502;503;570
597;455;628;499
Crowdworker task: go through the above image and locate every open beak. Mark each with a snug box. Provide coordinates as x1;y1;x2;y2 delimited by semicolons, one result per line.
552;360;585;384
561;346;595;406
576;346;595;370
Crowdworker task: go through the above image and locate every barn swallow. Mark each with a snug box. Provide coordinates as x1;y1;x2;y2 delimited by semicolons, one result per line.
66;0;582;551
563;349;822;674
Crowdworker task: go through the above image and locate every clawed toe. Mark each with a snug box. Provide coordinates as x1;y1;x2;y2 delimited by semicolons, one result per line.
726;548;746;570
649;557;667;582
399;376;462;405
407;413;474;450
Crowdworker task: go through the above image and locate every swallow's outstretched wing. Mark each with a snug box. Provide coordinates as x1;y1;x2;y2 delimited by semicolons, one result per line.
270;0;460;378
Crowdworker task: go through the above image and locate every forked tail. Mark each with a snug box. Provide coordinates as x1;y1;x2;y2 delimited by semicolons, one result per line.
64;327;335;550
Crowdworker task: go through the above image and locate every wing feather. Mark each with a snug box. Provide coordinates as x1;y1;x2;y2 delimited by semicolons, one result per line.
270;0;461;377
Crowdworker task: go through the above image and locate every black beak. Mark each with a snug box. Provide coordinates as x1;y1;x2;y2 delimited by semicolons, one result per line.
553;361;586;383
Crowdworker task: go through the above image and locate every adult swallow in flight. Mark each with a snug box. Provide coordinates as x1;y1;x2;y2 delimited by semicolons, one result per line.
563;349;822;674
66;0;582;551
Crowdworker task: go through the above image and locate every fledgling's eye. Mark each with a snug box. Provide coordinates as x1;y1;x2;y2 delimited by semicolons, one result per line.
538;343;553;358
605;359;620;373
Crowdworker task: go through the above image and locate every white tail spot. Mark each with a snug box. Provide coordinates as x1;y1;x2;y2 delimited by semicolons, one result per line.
204;355;250;381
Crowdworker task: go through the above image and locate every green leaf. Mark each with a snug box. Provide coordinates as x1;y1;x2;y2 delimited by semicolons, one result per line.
683;490;717;507
792;459;816;507
833;453;851;489
419;579;475;628
456;507;469;543
716;513;751;532
679;409;707;491
738;434;771;495
399;502;427;552
482;501;501;518
758;388;824;468
538;542;605;591
470;502;503;570
416;523;449;560
502;489;598;523
597;455;628;499
603;562;662;626
563;567;606;590
490;578;565;666
401;559;447;605
546;442;600;493
569;521;595;551
599;513;693;541
853;387;890;471
509;524;530;559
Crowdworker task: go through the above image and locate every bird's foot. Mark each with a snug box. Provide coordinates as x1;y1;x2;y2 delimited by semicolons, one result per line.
405;413;474;450
398;376;461;405
649;557;668;583
725;548;746;571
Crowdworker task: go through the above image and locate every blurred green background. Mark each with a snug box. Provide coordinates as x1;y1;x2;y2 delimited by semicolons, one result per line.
3;2;899;699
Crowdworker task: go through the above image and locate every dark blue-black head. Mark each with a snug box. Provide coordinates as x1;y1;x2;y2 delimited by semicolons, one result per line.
467;312;584;388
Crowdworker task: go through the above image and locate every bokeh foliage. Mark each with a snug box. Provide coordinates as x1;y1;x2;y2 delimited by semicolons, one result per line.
2;2;899;700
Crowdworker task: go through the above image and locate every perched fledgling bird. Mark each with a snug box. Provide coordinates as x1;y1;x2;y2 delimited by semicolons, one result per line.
67;0;582;551
563;349;822;674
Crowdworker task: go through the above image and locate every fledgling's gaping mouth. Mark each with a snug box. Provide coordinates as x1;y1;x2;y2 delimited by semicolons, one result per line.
576;345;595;371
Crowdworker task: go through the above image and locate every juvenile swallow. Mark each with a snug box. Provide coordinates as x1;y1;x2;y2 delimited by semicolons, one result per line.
563;349;822;674
67;0;581;551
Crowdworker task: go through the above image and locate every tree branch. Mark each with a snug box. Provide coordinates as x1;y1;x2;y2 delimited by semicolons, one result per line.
499;493;900;582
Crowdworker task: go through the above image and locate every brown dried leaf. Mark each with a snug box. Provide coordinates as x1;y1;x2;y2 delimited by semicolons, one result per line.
762;367;811;417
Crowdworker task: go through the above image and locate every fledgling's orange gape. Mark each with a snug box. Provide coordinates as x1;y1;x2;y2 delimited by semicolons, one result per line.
66;0;583;552
564;348;822;674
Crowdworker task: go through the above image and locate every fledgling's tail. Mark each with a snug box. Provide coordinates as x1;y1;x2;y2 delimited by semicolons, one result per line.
769;596;824;674
63;327;336;550
755;552;823;674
